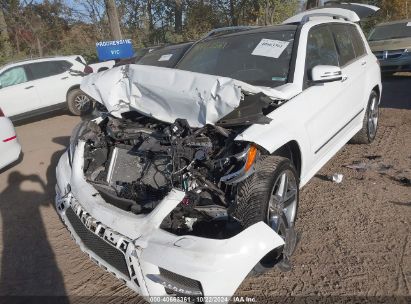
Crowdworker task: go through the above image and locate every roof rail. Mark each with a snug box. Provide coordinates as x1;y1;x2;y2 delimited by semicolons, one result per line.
203;26;259;38
301;13;349;23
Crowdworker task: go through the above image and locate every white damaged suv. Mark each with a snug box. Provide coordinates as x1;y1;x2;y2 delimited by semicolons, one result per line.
56;4;381;302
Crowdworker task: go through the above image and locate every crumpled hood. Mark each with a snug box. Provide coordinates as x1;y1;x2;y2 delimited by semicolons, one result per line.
81;64;299;128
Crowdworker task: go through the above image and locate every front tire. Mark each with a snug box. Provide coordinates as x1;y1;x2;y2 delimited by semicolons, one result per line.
67;88;93;116
233;156;299;273
350;90;379;144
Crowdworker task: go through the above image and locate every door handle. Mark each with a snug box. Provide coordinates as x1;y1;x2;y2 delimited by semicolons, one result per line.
361;61;367;66
341;76;348;82
61;76;69;80
25;85;34;90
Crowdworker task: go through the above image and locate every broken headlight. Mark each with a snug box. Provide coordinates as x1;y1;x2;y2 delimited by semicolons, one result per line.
220;144;258;185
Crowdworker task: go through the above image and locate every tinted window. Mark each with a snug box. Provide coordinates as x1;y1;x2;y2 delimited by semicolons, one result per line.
348;25;366;58
28;60;72;80
306;25;339;73
331;24;356;66
0;66;28;88
177;30;296;87
138;43;193;68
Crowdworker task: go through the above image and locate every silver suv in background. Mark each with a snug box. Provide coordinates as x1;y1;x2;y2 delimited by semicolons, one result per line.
368;19;411;74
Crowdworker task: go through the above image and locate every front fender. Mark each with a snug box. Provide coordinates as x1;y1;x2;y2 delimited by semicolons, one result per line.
236;118;311;184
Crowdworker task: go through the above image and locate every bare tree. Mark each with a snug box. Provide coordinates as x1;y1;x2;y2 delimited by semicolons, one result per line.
104;0;122;40
0;7;12;57
175;0;183;33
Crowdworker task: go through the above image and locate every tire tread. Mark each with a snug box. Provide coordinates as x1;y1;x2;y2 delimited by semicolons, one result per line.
234;156;288;228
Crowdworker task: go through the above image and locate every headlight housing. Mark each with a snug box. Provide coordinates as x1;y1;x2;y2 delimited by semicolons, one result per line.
220;144;259;185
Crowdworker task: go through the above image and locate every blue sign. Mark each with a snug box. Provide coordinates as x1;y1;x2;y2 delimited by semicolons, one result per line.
96;39;134;61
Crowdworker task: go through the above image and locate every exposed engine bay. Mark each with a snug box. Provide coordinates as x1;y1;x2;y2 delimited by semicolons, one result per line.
80;112;261;238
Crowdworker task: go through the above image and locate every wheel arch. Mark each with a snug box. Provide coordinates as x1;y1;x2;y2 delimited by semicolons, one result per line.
372;84;381;104
271;140;302;179
66;84;81;101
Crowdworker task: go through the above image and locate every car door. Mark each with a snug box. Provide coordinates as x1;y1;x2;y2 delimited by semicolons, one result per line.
26;60;75;109
330;23;367;120
0;65;42;117
301;24;350;161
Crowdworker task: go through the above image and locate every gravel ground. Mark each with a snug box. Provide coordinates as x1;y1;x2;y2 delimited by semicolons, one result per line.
0;76;410;304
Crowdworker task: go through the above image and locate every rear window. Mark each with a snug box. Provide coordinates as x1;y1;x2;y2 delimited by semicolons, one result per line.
348;25;367;58
0;66;28;88
330;24;356;66
369;23;411;41
27;60;73;80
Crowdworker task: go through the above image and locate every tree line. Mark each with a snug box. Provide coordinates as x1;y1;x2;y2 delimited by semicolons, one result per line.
0;0;409;65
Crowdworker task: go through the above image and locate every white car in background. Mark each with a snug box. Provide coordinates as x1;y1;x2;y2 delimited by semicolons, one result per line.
0;56;93;120
56;3;381;302
0;107;21;170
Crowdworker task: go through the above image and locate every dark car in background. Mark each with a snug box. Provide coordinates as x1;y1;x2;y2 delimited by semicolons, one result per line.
368;19;411;74
137;42;194;67
114;42;194;68
113;46;162;67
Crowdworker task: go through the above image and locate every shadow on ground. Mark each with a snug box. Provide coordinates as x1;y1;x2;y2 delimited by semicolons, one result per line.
0;136;70;299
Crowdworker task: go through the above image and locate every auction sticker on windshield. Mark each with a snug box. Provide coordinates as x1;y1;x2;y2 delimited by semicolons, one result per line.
252;39;289;59
158;54;173;61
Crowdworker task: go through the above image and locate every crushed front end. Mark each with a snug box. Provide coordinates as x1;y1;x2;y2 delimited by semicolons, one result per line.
55;112;287;302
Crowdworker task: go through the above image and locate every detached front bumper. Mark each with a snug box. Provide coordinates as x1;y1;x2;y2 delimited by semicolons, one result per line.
55;145;284;302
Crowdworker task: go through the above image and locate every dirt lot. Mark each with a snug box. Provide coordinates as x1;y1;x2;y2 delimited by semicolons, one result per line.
0;76;410;303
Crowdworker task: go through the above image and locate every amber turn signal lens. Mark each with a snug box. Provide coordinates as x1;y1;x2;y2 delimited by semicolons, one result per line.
245;145;258;172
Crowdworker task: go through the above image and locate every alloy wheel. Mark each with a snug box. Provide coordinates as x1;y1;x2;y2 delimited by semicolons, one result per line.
268;169;298;234
367;95;379;140
74;94;91;112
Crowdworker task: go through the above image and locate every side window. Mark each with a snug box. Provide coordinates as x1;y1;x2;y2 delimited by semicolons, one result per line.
0;66;28;88
27;60;72;80
55;60;73;73
348;25;367;58
305;25;339;74
331;24;356;66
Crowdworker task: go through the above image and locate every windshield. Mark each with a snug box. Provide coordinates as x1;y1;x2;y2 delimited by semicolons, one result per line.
176;30;296;87
369;23;411;41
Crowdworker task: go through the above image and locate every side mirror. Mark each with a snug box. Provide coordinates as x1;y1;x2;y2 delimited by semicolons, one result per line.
310;65;342;83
